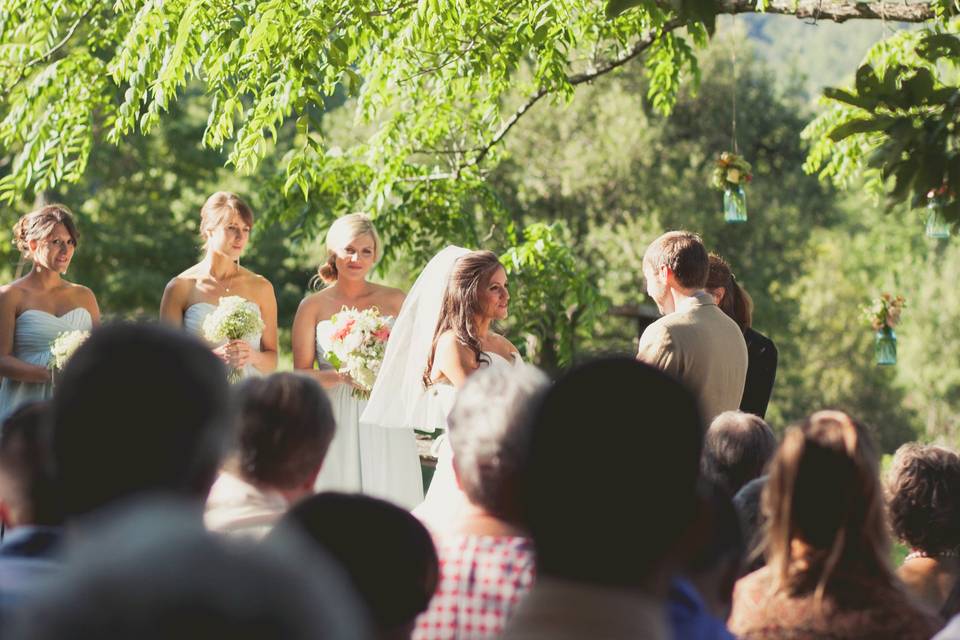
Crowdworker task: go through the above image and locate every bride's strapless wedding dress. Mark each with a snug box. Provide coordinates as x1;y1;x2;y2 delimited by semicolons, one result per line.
313;319;424;509
0;307;93;422
183;302;264;380
414;350;520;533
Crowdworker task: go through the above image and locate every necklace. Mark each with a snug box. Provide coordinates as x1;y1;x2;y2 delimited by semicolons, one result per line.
209;261;239;294
905;549;960;562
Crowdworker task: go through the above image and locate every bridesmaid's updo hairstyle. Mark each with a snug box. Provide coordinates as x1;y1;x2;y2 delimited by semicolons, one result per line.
13;204;79;259
423;250;504;387
706;253;753;332
199;192;254;249
317;213;381;286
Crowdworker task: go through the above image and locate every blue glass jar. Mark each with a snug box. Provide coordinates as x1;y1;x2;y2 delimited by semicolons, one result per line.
875;326;897;366
926;197;951;239
724;185;747;223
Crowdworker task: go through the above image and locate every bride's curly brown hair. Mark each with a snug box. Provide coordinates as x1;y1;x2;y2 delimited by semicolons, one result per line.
423;250;504;387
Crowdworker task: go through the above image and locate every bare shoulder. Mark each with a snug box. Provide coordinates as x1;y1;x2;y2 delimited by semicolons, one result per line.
300;288;341;321
370;283;405;316
165;269;200;295
489;331;519;357
66;282;97;306
0;281;26;308
243;268;275;294
435;330;467;355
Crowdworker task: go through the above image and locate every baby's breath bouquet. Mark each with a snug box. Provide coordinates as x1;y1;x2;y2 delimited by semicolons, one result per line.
48;329;90;381
322;306;392;399
202;296;264;383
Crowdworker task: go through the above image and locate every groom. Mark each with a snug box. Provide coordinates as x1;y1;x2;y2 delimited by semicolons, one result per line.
637;231;748;423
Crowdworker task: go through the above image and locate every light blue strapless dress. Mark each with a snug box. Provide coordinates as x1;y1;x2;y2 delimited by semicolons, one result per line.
0;307;93;422
313;319;424;509
183;302;264;381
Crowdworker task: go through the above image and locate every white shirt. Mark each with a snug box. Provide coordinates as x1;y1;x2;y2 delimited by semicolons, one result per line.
204;471;288;540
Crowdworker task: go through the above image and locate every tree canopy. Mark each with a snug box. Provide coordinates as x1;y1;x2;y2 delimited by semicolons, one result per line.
0;0;952;242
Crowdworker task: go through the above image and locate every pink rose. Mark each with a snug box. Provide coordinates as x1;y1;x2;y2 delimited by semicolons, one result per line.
373;326;390;342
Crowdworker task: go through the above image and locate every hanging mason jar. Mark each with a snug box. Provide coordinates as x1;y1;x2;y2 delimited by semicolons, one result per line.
926;196;951;239
723;185;747;223
875;325;897;366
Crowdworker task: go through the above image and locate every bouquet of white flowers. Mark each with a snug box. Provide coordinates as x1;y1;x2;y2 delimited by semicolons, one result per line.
202;296;265;383
323;307;392;399
48;329;90;379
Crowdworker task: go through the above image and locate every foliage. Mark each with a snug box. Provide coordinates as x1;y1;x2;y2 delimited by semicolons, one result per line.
500;222;607;373
805;24;960;222
0;0;709;243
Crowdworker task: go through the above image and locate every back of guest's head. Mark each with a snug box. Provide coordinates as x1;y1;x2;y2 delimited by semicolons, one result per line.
705;254;753;331
51;323;230;519
733;475;768;573
271;493;437;638
521;357;703;588
0;402;60;526
763;410;893;601
702;411;776;496
11;501;370;639
888;443;960;555
448;363;548;523
232;373;335;490
643;231;709;289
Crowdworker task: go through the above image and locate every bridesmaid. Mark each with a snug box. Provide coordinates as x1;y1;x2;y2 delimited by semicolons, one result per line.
160;192;277;378
0;204;99;420
291;213;417;505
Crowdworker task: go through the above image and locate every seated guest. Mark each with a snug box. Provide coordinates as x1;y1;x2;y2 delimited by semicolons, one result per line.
670;487;745;638
0;402;61;620
732;475;768;573
271;493;436;640
702;410;776;497
415;364;547;640
502;358;704;640
10;502;371;639
206;373;335;539
51;322;230;522
887;443;960;616
728;411;942;640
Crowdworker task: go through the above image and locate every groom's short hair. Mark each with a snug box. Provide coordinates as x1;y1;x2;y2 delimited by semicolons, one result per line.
644;231;709;289
521;357;703;587
50;322;230;519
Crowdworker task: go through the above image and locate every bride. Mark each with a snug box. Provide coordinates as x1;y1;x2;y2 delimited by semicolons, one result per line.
159;192;277;378
362;247;519;530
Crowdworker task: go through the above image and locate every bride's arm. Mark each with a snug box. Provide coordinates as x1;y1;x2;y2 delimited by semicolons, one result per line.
0;288;51;383
291;297;347;389
432;332;479;388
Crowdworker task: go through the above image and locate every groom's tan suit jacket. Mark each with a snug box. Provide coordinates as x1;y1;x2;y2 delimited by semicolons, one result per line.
636;291;749;423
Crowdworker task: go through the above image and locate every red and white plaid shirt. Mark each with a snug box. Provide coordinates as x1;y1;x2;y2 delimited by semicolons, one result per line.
414;534;535;640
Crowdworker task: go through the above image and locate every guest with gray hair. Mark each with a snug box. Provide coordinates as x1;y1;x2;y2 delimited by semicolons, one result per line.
413;363;548;640
701;410;776;497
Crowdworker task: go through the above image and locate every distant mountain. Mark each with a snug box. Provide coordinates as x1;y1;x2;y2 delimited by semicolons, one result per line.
738;14;893;103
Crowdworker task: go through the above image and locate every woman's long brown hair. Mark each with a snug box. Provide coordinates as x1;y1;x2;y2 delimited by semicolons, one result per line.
423;250;504;387
762;411;897;607
706;253;753;331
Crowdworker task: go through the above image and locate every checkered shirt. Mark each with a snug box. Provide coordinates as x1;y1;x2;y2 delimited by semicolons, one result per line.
414;534;535;640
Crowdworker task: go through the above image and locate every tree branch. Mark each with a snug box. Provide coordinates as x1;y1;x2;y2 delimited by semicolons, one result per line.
4;3;96;91
720;0;936;23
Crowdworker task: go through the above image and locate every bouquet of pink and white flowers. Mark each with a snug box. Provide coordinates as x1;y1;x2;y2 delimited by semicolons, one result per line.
323;307;392;399
863;293;906;331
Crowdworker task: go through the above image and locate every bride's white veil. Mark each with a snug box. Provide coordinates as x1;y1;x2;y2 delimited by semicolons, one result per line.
361;245;471;430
